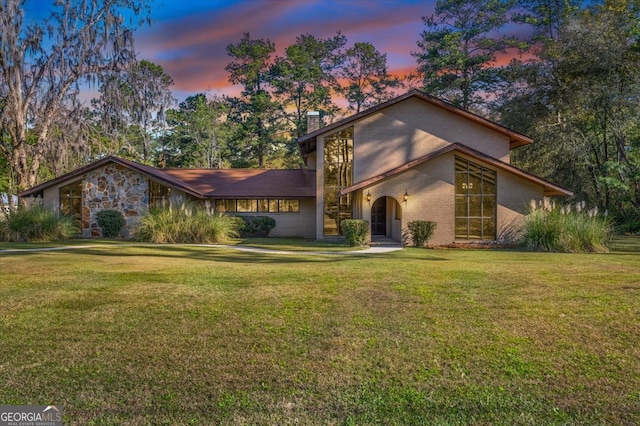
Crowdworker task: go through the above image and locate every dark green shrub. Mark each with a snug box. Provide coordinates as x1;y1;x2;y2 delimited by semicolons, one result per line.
340;219;369;246
135;201;240;243
406;220;437;247
0;204;79;242
239;216;276;237
96;210;126;238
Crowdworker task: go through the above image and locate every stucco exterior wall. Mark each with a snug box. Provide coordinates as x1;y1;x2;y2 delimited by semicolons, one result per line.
234;198;316;238
360;153;455;245
496;170;543;241
356;152;546;246
351;97;512;182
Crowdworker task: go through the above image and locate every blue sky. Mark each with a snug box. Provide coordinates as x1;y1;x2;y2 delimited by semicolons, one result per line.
134;0;435;100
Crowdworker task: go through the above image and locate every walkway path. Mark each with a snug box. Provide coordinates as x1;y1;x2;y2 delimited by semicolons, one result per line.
0;242;404;255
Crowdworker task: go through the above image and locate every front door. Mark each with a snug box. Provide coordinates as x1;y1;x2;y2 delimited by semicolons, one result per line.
371;197;386;235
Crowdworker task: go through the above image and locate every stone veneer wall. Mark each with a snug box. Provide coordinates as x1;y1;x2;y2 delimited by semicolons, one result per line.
82;164;149;238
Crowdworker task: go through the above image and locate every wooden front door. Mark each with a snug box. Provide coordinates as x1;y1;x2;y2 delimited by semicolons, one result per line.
371;197;386;235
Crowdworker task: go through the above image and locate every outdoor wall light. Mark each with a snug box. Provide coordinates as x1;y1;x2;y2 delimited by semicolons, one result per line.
404;190;409;202
366;191;372;202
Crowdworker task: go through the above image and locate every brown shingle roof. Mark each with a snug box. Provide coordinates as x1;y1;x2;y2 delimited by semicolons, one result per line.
162;168;316;198
18;156;315;199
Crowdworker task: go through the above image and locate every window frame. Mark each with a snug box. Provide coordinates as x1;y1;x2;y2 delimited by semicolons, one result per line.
454;157;497;241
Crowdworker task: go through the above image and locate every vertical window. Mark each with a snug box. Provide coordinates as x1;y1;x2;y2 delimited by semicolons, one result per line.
323;127;353;235
455;157;496;240
59;180;82;216
149;180;171;207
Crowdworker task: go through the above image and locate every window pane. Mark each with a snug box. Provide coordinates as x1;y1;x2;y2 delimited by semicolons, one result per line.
468;219;482;240
483;197;495;218
237;199;256;212
455;196;468;216
456;172;467;194
215;200;226;212
482;219;496;240
455;218;468;239
469;196;482;216
269;199;279;212
483;171;496;194
258;199;269;212
226;200;237;212
324;164;338;186
469;173;482;194
289;199;300;212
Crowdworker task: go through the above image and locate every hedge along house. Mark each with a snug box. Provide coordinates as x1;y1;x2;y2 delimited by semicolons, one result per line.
19;90;571;243
297;89;572;244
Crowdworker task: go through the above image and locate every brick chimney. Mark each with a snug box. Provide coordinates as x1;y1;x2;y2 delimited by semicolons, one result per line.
306;111;320;134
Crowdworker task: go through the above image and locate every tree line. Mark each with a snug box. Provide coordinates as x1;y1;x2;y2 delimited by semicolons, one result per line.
1;0;639;229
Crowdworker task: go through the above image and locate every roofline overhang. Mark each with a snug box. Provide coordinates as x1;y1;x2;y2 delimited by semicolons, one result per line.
297;89;533;160
338;142;573;198
19;156;204;199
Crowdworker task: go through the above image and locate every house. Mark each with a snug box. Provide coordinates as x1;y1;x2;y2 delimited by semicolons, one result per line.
19;90;572;244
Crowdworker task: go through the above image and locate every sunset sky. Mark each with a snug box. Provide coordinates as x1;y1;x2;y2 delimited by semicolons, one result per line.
135;0;436;101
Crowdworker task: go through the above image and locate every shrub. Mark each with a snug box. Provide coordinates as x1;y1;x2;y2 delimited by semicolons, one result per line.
135;201;241;243
238;216;276;237
0;204;79;242
340;219;369;246
406;220;437;248
520;199;612;253
96;210;126;238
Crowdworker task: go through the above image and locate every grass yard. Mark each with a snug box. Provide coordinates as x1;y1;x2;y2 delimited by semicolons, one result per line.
0;237;639;425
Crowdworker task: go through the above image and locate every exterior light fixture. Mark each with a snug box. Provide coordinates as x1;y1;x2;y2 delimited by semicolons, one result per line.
404;190;409;202
366;191;372;202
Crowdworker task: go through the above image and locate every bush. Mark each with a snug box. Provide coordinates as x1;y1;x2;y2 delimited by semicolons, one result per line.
0;204;79;242
96;210;126;238
520;199;612;253
406;220;437;248
135;201;241;243
340;219;369;246
238;216;276;237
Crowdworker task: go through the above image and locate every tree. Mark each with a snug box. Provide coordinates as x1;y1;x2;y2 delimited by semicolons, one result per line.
337;42;402;113
162;93;230;168
412;0;518;112
92;60;174;162
270;33;346;137
225;33;287;168
0;0;151;191
501;0;640;228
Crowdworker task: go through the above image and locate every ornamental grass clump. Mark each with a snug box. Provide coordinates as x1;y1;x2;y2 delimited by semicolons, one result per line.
0;204;79;242
521;199;612;253
135;201;240;243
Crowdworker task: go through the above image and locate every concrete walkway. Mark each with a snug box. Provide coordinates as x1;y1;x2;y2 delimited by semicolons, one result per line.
0;242;404;255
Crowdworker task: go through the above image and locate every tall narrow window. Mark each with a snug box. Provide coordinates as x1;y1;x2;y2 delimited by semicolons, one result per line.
455;157;496;240
149;180;171;207
323;127;353;235
59;180;83;216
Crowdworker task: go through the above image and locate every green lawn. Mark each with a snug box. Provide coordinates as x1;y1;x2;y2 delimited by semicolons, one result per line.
1;238;639;425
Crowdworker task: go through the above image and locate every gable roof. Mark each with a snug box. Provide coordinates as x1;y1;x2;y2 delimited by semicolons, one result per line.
338;142;573;197
297;89;533;161
19;156;315;199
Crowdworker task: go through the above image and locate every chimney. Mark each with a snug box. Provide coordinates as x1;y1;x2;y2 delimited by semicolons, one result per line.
307;111;320;134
